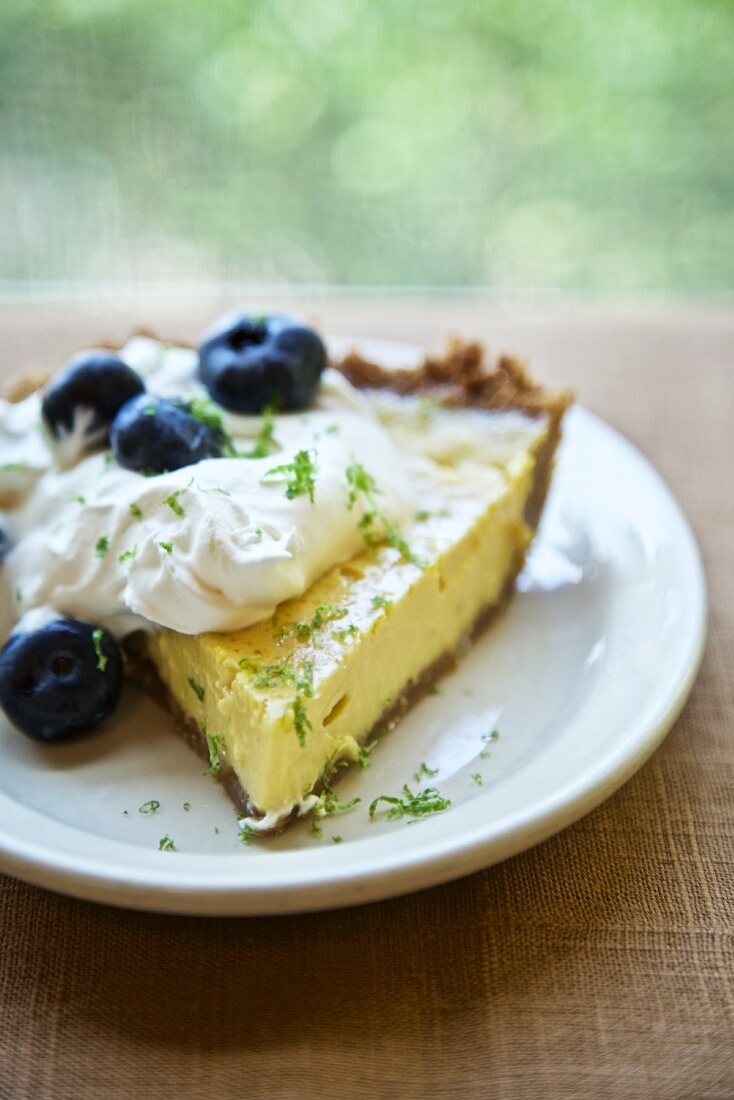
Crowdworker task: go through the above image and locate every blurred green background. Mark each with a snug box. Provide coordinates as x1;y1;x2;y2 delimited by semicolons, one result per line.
0;0;732;293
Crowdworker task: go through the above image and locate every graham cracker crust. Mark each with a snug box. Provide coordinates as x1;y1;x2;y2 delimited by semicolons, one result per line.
336;339;570;531
5;330;572;833
339;338;570;420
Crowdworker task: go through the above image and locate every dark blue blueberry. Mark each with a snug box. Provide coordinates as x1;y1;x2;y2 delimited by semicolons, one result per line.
0;524;11;565
42;352;146;452
198;313;326;413
110;394;224;474
0;618;123;742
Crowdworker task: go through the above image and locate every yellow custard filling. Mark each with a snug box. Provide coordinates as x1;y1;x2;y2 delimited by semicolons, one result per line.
148;398;549;829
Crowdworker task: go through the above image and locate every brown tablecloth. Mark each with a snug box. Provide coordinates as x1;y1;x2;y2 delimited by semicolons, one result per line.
0;296;731;1099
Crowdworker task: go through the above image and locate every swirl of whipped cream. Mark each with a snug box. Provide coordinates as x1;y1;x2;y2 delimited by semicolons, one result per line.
0;338;415;637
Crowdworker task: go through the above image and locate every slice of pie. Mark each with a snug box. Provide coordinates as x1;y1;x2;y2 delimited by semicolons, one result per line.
135;340;571;832
0;324;569;837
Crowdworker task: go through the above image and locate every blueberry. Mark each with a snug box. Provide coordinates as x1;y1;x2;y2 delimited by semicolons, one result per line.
0;525;11;565
198;313;326;413
42;353;146;455
110;394;224;474
0;618;123;742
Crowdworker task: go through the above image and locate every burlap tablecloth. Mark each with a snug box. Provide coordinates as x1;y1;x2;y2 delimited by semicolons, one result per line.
0;297;731;1100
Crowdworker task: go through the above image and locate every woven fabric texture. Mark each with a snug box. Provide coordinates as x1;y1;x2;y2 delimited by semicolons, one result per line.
0;300;731;1100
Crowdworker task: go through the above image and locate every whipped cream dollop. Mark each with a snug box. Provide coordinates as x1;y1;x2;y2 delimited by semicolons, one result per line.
0;338;415;637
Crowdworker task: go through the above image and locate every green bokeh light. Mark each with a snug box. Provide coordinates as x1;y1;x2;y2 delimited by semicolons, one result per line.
0;0;731;290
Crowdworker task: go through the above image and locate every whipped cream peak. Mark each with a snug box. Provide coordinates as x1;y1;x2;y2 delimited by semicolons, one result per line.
0;338;415;637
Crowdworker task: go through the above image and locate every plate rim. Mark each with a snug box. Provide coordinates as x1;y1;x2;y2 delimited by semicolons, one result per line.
0;405;707;915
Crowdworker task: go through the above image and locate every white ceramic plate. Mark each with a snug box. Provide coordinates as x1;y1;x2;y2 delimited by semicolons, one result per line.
0;350;706;915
